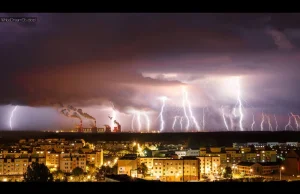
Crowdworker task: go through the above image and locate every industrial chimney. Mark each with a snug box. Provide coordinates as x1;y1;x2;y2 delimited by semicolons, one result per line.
94;120;96;127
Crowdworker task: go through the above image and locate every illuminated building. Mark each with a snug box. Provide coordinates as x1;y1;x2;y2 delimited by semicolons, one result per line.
237;162;279;175
137;157;170;170
85;150;103;168
59;155;86;173
0;157;46;175
175;151;186;158
284;150;300;175
46;151;60;169
152;157;199;182
199;146;276;167
117;154;138;177
198;156;221;175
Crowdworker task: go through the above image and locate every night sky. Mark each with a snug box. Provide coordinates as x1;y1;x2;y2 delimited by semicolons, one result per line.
1;13;300;132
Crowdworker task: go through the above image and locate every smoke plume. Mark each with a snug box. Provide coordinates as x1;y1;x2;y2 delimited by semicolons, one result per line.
70;112;82;122
67;105;77;112
77;108;96;121
60;109;69;117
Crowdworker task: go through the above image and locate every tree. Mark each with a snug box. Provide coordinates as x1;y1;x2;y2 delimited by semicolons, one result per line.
86;163;97;175
111;164;118;175
223;166;232;179
95;168;105;182
72;167;84;181
23;162;53;182
100;165;111;174
72;167;84;176
52;169;66;182
139;163;148;177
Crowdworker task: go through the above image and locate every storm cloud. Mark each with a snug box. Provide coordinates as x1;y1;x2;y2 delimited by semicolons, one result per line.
1;13;300;131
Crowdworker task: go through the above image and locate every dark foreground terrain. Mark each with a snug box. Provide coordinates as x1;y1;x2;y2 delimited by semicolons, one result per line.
1;131;300;146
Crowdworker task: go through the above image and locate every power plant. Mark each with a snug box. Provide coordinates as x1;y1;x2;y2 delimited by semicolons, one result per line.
74;119;122;133
58;105;122;133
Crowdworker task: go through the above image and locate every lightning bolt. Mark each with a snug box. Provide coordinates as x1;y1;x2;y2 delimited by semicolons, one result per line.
110;102;116;130
137;111;141;131
274;114;278;131
131;114;136;132
172;116;178;131
181;88;190;131
180;117;183;131
233;102;238;117
183;87;200;131
267;115;273;131
260;113;265;131
251;113;255;131
236;77;244;131
296;115;300;131
9;106;18;130
285;115;294;131
142;112;150;132
159;97;167;132
232;108;236;117
290;112;299;130
221;106;229;131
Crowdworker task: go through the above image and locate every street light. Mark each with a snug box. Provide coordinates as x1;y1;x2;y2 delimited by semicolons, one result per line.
250;168;253;176
280;166;284;180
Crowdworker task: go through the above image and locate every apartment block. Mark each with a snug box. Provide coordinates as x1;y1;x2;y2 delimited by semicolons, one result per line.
0;157;46;175
237;162;279;175
46;151;60;168
60;156;86;173
198;156;221;175
151;157;199;182
85;150;103;168
118;154;138;176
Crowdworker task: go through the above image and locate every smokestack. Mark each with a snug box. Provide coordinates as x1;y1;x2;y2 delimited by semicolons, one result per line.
114;120;119;125
95;120;96;127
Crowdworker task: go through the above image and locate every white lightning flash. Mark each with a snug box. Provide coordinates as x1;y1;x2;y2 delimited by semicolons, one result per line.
233;108;237;117
9;106;18;130
296;115;300;131
110;102;116;130
267;115;273;131
291;113;299;130
131;114;136;131
221;106;229;131
159;96;167;132
172;116;178;131
181;88;190;131
183;87;200;131
274;114;278;131
235;77;244;131
233;102;238;117
251;113;255;131
260;113;265;131
285;115;294;131
142;112;150;132
180;117;183;131
137;112;141;131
